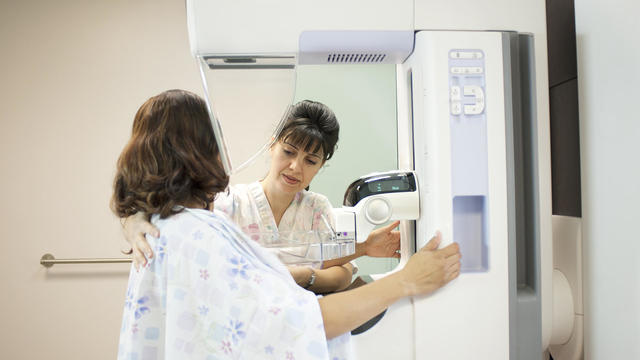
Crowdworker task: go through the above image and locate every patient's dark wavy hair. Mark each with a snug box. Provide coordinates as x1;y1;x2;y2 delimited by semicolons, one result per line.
112;89;229;219
277;100;339;162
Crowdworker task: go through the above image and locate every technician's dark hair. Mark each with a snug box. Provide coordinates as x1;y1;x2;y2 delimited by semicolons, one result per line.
111;89;229;219
276;100;340;162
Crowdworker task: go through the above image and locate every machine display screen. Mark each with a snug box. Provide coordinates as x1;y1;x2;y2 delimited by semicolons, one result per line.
367;179;412;193
343;172;417;206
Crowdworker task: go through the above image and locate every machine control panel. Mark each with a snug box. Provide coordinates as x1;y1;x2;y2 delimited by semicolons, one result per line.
449;50;486;116
448;49;489;272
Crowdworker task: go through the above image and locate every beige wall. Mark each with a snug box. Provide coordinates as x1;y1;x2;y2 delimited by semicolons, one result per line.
0;1;203;358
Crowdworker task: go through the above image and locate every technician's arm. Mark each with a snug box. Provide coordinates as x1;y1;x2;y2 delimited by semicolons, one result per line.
318;234;461;339
122;212;158;269
321;220;401;269
289;263;354;294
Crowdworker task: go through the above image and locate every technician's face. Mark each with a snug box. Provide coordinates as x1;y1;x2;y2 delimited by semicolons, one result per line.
267;140;324;194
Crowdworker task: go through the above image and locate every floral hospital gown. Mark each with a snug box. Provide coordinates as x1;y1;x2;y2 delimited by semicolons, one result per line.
214;182;354;359
117;208;330;359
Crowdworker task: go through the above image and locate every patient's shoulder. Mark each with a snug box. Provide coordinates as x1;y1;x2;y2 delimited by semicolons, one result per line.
151;209;217;239
214;183;252;214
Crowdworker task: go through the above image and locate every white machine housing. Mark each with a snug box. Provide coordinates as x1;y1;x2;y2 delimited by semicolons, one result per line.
186;0;413;57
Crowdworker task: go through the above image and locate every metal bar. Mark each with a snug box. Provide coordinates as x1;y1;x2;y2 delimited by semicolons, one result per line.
40;253;131;268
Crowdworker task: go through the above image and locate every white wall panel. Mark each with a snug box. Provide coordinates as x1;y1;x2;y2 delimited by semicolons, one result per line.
575;0;640;358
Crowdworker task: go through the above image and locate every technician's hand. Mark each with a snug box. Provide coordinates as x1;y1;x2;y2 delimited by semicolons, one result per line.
121;212;158;270
364;220;401;258
398;232;461;296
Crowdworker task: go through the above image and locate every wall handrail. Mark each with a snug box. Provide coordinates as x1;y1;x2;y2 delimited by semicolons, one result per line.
40;253;132;268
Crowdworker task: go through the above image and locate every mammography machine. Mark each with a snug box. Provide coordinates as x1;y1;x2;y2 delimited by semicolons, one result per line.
185;0;583;358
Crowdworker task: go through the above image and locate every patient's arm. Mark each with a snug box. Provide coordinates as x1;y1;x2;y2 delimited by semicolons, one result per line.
288;263;354;294
321;220;401;269
319;234;461;339
122;212;158;269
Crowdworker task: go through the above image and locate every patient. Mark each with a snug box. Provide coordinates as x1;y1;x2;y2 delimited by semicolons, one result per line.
112;89;461;359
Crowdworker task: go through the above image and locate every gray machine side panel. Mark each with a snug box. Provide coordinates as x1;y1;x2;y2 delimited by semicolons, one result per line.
516;33;542;360
502;31;519;360
503;32;542;359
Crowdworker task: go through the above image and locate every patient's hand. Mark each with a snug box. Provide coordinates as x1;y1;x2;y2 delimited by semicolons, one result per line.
122;212;158;269
399;232;461;296
364;220;401;258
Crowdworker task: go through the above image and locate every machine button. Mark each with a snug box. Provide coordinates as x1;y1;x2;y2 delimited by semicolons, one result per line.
451;51;483;59
464;101;485;115
450;86;461;100
451;101;462;115
450;67;476;74
463;85;484;99
365;198;391;224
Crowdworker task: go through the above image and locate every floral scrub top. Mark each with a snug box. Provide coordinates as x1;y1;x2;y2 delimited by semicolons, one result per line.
215;182;335;242
117;208;330;359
